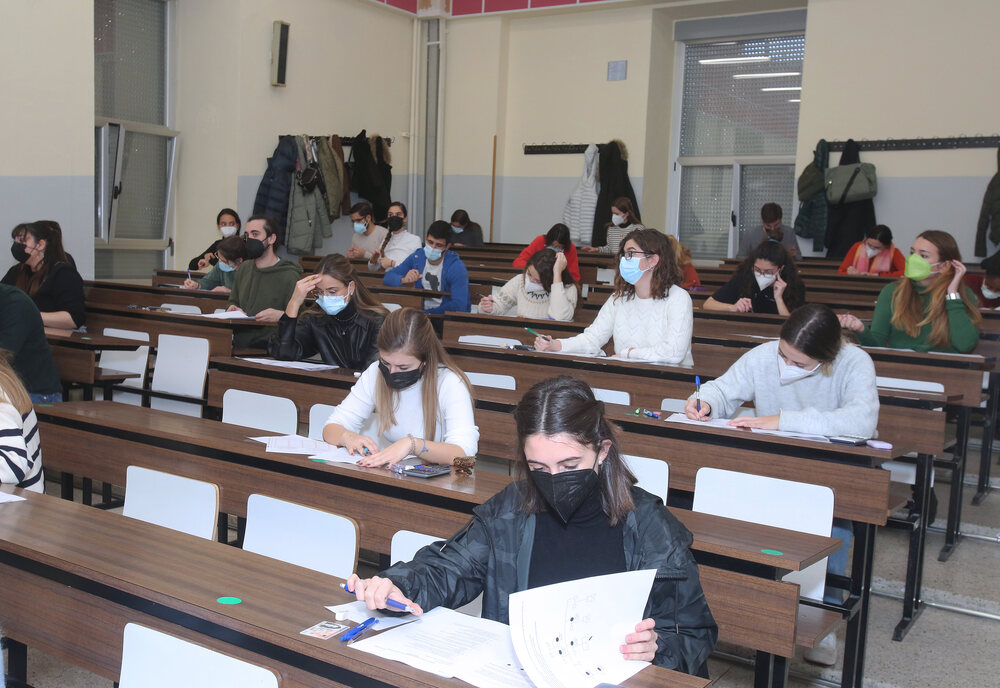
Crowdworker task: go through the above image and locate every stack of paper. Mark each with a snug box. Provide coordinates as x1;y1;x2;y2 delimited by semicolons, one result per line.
241;357;339;371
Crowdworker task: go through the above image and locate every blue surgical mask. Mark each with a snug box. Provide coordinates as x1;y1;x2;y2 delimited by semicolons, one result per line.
547;245;564;253
317;294;348;315
618;256;649;285
217;261;236;273
353;222;367;235
451;225;464;234
423;243;443;261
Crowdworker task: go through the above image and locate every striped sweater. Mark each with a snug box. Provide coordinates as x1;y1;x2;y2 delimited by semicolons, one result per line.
0;397;44;492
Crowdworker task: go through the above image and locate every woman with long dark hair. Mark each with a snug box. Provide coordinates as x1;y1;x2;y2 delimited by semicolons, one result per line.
481;248;578;320
3;222;85;329
704;241;805;316
345;376;717;677
512;222;582;282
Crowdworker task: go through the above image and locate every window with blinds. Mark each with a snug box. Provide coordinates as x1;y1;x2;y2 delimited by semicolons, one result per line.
675;34;803;260
94;0;175;280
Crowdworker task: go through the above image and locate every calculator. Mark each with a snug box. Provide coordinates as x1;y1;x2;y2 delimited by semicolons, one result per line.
402;464;452;478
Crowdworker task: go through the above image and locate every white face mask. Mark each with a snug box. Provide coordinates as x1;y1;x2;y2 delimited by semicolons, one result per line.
611;213;626;227
754;272;777;291
982;285;1000;300
864;245;880;259
777;352;820;384
220;225;238;237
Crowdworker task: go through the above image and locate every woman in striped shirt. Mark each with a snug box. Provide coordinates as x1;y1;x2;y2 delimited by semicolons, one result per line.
0;354;44;492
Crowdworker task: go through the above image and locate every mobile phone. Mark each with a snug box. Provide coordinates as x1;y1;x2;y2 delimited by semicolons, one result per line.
506;344;535;351
829;435;868;446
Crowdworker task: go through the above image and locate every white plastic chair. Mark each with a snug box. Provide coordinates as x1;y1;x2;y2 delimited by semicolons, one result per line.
596;268;616;284
466;372;516;390
660;398;688;414
458;334;521;348
159;302;203;314
243;494;358;578
119;623;278;688
99;327;150;405
593;387;630;406
623;455;669;504
693;467;834;601
149;334;209;417
308;403;338;440
876;376;943;486
222;389;298;435
391;529;482;617
122;466;219;540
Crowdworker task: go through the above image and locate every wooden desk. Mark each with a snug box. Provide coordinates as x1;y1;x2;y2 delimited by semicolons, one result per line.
85;280;228;314
44;329;142;397
0;489;706;688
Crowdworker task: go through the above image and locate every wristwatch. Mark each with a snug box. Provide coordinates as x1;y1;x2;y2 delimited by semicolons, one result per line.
946;292;961;301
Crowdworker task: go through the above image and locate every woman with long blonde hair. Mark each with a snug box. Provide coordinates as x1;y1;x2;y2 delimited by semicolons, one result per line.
0;353;45;492
839;230;981;352
322;307;478;467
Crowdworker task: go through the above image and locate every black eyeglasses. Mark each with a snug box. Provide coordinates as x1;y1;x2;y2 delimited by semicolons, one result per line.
623;249;652;260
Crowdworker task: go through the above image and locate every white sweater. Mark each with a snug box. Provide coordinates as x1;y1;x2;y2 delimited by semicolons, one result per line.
490;274;578;321
0;397;44;492
692;340;879;437
325;361;479;456
558;285;694;365
370;230;422;270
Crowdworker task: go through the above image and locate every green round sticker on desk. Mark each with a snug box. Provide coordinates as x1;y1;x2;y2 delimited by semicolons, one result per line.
216;596;242;605
761;549;784;556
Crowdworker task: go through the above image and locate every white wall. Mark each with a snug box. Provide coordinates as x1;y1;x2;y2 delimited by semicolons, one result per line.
0;0;94;279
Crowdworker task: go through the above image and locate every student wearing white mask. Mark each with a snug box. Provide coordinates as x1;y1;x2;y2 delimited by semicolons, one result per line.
580;197;644;256
269;254;387;369
534;229;693;365
480;248;578;320
188;208;241;271
965;249;1000;309
704;242;806;316
837;224;905;276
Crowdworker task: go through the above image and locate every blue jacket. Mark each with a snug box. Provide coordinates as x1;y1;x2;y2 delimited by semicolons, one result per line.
383;249;470;314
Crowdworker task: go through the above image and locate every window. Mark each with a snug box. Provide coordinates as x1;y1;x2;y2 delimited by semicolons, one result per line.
673;34;804;260
94;0;176;279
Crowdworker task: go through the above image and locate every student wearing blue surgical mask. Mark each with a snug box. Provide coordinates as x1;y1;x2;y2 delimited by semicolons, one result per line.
449;209;484;247
383;221;471;314
269;254;388;368
182;236;247;293
534;229;693;365
346;201;389;262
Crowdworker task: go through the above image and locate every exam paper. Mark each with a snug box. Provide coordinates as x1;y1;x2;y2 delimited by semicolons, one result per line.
197;310;256;320
309;446;364;464
508;569;656;688
241;357;339;371
324;601;419;630
749;427;830;442
0;493;26;504
664;412;736;429
248;435;335;455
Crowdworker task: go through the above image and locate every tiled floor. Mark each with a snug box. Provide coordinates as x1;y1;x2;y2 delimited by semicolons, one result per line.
8;467;1000;687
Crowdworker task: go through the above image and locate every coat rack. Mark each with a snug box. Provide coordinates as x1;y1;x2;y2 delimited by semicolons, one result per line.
828;136;999;152
281;134;392;147
523;143;591;155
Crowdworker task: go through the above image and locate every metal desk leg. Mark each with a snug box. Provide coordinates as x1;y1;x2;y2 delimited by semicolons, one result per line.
940;407;970;561
894;453;930;640
974;372;998;506
60;472;74;501
754;651;789;688
6;638;27;682
841;522;875;688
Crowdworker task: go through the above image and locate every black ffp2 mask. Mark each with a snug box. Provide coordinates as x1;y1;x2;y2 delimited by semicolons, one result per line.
245;237;267;259
378;362;423;390
10;243;29;263
530;467;600;524
386;216;405;232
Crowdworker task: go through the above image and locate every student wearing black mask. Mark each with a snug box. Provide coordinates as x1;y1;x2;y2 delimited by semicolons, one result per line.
322;307;478;467
368;202;421;271
344;376;718;678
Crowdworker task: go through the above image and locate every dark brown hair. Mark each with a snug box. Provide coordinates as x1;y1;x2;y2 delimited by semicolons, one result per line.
527;248;575;291
214;236;248;264
350;201;373;219
216;208;242;230
608;197;640;226
310;253;388;319
612;228;682;301
761;202;783;224
780;304;843;374
10;221;71;295
514;376;636;526
734;241;805;309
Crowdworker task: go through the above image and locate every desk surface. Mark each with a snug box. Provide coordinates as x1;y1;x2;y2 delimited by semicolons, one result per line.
0;488;708;688
44;328;142;351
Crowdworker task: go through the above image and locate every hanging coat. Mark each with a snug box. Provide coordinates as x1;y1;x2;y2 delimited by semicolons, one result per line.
253;136;298;237
330;135;352;217
563;143;599;246
824;139;876;259
975;147;1000;257
592;140;639;248
373;135;393;221
285;136;331;256
349;129;392;220
314;136;345;220
793;139;830;253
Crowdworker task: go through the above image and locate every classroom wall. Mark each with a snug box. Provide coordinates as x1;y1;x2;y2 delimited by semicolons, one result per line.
796;0;1000;260
0;1;95;279
174;0;417;267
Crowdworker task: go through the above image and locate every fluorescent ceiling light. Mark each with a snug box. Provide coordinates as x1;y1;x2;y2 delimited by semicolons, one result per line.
788;99;801;103
698;56;771;65
733;72;801;80
761;86;802;92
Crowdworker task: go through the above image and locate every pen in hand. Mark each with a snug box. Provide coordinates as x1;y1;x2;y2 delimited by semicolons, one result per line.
524;327;551;342
341;583;415;613
695;376;702;414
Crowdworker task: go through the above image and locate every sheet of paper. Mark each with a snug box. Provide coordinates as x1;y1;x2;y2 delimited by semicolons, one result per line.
247;435;335;455
351;607;516;679
664;412;736;429
240;357;339;371
309;446;363;465
324;601;420;630
197;311;256;320
749;427;830;443
508;569;656;688
544;349;607;358
0;492;26;504
452;629;534;688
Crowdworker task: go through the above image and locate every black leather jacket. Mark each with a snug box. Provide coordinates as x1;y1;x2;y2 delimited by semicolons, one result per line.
268;303;383;369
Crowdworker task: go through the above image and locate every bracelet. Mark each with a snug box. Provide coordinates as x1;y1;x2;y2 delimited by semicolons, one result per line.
408;434;416;457
946;292;961;301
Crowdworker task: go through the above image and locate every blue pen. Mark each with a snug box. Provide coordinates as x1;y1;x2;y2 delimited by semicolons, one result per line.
341;583;414;613
695;376;702;413
341;616;378;644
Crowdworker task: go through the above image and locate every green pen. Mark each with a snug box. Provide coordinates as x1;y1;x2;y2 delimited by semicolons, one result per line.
524;327;551;342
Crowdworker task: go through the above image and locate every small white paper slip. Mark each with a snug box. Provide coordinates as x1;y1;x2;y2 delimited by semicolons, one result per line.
300;620;349;639
241;357;339;372
0;492;26;504
246;435;334;455
324;601;418;630
309;446;363;465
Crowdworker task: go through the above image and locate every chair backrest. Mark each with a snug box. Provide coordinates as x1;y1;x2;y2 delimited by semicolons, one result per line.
383;302;402;312
159;302;203;315
875;376;945;394
390;529;441;566
466;372;516;390
596;268;616;284
693;467;833;601
101;328;151;400
119;623;278;688
458;334;521;348
623;454;669;504
222;389;299;435
150;334;209;417
660;397;687;414
593;387;630;406
243;494;358;578
122;466;219;540
308;403;338;440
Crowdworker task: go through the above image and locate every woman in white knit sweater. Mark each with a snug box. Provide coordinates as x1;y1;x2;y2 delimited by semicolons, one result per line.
479;248;578;321
534;229;693;365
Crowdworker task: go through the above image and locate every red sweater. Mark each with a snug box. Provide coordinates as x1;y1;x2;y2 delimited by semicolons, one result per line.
837;241;905;277
513;236;581;282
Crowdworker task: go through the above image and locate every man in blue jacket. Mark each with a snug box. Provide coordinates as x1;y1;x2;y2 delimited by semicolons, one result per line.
383;221;470;313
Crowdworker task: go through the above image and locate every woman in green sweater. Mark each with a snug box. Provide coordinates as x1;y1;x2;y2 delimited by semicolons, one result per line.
839;230;981;353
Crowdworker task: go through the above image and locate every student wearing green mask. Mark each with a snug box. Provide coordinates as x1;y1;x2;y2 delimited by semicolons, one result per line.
839;230;981;353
